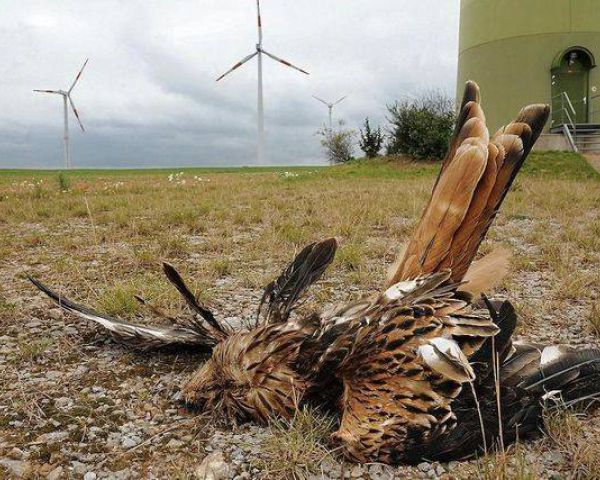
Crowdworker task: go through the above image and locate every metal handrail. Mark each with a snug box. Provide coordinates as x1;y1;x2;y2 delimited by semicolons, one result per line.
562;124;578;153
563;106;578;152
551;91;577;116
551;91;578;151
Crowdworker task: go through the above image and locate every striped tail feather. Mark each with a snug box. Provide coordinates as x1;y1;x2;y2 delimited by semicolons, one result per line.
388;81;550;287
515;348;600;407
498;346;600;444
469;308;600;451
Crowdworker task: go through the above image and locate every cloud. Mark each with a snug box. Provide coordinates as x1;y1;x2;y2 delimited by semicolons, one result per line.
0;0;459;168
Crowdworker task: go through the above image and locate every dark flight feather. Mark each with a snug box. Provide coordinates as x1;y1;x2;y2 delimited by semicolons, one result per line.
162;262;226;337
257;238;337;324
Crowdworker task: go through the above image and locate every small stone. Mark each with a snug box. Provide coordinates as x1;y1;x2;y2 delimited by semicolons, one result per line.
368;464;383;475
47;466;64;480
73;365;89;376
107;468;131;480
350;464;364;478
418;462;432;472
121;436;140;449
48;309;63;320
45;371;61;381
545;450;565;464
9;447;27;460
195;451;231;480
0;459;31;478
36;431;69;444
71;461;87;475
166;439;184;450
83;472;97;480
54;397;71;409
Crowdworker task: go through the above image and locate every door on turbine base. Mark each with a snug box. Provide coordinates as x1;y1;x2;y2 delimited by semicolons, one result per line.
551;48;594;127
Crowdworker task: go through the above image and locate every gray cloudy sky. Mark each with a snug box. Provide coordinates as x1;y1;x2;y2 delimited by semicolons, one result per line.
0;1;460;169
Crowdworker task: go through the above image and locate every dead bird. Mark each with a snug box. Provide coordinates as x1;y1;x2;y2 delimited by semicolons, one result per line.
30;81;600;464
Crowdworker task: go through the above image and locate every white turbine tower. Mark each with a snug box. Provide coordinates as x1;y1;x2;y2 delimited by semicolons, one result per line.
216;0;309;164
34;59;88;169
312;94;348;131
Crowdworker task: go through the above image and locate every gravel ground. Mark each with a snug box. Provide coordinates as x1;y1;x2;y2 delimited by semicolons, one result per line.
1;163;599;479
1;228;598;480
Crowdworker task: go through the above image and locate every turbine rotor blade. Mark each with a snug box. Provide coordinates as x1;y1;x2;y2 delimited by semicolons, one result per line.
312;95;330;106
256;0;263;44
216;51;258;81
33;89;62;94
333;95;348;105
68;58;89;93
261;49;309;75
68;95;85;132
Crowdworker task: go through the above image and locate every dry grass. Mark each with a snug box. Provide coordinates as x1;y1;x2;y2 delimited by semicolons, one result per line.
0;152;599;477
544;407;600;478
251;407;335;480
588;302;600;336
475;446;538;480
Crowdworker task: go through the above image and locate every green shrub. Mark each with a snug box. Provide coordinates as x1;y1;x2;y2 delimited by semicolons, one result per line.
386;91;455;160
318;120;356;164
57;172;71;191
359;117;384;158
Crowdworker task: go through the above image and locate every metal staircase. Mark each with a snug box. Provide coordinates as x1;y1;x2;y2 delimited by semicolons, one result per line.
550;92;600;153
550;123;600;153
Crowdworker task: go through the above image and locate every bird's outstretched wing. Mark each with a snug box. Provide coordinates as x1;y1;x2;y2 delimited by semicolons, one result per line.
388;81;550;286
257;238;337;324
28;263;222;351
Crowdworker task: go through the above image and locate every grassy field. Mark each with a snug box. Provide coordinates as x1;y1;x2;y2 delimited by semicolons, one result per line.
1;152;599;479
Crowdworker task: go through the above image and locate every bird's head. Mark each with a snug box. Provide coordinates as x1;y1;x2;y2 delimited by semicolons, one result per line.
181;324;309;424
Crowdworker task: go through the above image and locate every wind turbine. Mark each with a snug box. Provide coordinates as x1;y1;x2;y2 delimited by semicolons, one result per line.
216;0;309;164
312;95;348;131
34;59;88;169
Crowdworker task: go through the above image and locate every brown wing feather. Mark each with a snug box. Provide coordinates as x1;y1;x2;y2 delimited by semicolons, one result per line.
322;273;498;463
458;246;511;297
